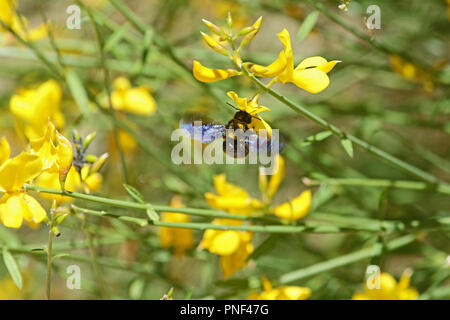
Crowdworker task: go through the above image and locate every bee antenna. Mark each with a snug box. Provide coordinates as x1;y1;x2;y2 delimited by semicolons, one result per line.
226;102;239;110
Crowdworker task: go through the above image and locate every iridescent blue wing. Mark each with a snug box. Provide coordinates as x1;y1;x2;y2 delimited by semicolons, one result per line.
179;121;225;144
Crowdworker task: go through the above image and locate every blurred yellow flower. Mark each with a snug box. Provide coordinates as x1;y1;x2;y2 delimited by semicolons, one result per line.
110;77;157;115
389;54;434;92
0;0;47;42
273;190;311;221
205;157;311;221
248;276;311;300
200;218;253;278
205;174;263;215
0;137;46;228
10;79;64;140
352;269;419;300
158;196;194;257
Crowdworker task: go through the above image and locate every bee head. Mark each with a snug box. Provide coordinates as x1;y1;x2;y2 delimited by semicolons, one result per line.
234;110;252;124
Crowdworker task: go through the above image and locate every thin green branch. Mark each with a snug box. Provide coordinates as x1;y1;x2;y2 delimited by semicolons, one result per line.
278;234;416;284
81;1;129;184
242;67;450;193
303;177;450;195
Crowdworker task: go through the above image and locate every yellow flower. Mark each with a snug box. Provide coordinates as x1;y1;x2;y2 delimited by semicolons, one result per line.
226;91;272;137
200;218;253;278
0;0;16;27
10;79;64;140
389;54;434;92
0;137;46;228
0;1;47;42
249;29;339;93
0;273;31;299
193;61;240;82
264;154;285;200
30;121;73;190
110;77;157;115
273;190;311;221
36;166;102;204
352;269;419;300
158;196;194;257
248;276;311;300
205;174;263;215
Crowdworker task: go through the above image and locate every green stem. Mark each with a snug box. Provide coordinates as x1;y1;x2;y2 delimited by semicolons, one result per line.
82;2;129;184
45;212;55;300
24;184;253;221
278;234;416;284
304;177;450;194
242;67;450;192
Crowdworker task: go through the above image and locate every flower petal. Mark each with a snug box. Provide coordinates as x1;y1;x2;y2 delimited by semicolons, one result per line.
295;56;328;70
291;68;330;93
20;193;46;224
0;194;24;228
0;137;11;166
273;190;311;220
123;88;157;115
193;61;238;82
276;29;294;83
209;230;240;255
249;51;287;78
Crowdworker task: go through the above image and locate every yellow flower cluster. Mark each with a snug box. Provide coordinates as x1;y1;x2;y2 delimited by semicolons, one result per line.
0;0;47;42
193;16;338;94
159;196;194;257
248;276;311;300
389;54;434;92
0;121;73;228
352;269;419;300
200;155;312;278
10;80;65;140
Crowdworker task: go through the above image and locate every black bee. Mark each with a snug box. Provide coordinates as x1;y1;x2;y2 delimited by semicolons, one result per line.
180;104;273;158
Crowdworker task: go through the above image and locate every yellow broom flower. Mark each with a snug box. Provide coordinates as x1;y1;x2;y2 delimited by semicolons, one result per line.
158;196;194;257
199;218;253;278
0;137;46;228
352;269;419;300
110;77;157;115
10;80;64;140
248;276;311;300
205;174;263;215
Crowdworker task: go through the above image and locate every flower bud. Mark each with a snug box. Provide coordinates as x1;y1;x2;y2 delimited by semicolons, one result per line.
227;12;233;29
201;32;231;57
202;19;223;36
90;152;109;174
238;16;262;50
56;132;74;191
82;131;97;148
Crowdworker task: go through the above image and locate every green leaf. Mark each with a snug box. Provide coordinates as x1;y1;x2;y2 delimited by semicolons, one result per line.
2;248;23;290
52;253;69;262
123;184;145;203
66;70;90;118
146;206;159;222
299;130;332;147
340;138;354;158
104;24;129;53
296;11;319;42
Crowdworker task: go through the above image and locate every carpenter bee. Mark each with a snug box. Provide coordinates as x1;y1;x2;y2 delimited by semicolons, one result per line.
180;103;275;158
